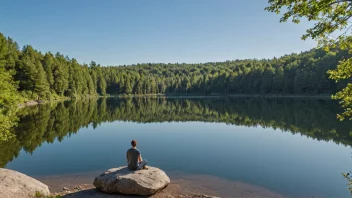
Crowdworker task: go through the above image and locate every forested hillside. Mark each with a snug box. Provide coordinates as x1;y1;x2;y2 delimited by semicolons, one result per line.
0;32;350;100
0;32;350;139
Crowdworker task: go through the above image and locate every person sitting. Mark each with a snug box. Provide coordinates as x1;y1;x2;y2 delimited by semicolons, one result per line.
126;140;148;170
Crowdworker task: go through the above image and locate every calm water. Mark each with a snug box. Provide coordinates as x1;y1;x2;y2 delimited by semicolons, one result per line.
1;97;352;198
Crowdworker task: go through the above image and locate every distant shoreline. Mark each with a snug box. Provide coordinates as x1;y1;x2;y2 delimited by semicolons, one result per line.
110;93;332;99
17;94;332;108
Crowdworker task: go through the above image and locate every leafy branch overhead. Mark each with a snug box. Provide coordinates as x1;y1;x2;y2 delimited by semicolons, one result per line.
266;0;352;120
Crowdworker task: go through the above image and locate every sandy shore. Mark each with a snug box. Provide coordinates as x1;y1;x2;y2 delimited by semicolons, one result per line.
35;171;286;198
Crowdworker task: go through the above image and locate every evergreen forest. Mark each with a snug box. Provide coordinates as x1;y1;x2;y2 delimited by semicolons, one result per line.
0;32;350;139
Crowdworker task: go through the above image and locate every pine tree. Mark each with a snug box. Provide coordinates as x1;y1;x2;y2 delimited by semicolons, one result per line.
42;52;55;92
33;59;50;99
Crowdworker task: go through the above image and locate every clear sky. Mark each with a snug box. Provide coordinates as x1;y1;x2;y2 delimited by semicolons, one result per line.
0;0;316;66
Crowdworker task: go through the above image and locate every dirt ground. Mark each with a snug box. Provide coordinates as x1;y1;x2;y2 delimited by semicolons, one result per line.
36;172;286;198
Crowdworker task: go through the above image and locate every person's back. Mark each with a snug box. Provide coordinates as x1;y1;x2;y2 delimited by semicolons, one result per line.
126;140;148;170
126;148;140;170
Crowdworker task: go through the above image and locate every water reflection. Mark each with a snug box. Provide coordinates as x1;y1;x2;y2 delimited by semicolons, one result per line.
1;97;351;168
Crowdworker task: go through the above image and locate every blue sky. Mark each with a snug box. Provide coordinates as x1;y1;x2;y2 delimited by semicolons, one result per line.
0;0;316;66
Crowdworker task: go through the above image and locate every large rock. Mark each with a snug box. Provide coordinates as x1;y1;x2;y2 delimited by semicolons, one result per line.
93;166;170;196
0;168;50;198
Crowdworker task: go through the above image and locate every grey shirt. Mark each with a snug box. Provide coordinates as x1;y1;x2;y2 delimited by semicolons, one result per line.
126;148;140;170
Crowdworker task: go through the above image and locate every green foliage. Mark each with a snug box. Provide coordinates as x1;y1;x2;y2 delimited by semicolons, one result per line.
0;68;18;141
343;172;352;195
329;59;352;120
0;31;351;141
33;191;61;198
0;31;350;102
0;33;20;141
265;0;352;119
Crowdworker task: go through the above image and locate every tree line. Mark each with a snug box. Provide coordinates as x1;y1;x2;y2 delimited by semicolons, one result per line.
1;32;350;99
1;97;351;168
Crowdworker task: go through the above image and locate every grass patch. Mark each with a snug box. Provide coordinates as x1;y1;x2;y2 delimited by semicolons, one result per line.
33;191;61;198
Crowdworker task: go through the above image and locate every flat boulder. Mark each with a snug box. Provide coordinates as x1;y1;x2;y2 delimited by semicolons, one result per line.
93;166;170;196
0;168;50;198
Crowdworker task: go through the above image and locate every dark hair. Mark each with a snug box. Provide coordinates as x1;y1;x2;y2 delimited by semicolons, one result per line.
131;140;137;147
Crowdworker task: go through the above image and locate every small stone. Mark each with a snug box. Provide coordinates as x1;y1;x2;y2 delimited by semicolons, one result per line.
63;187;69;191
192;194;220;198
74;185;83;190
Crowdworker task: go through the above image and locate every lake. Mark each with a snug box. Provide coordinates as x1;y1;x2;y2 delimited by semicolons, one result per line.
1;97;352;198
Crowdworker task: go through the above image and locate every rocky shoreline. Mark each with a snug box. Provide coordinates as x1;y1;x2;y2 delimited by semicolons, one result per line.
0;167;221;198
52;186;220;198
39;172;286;198
1;168;286;198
